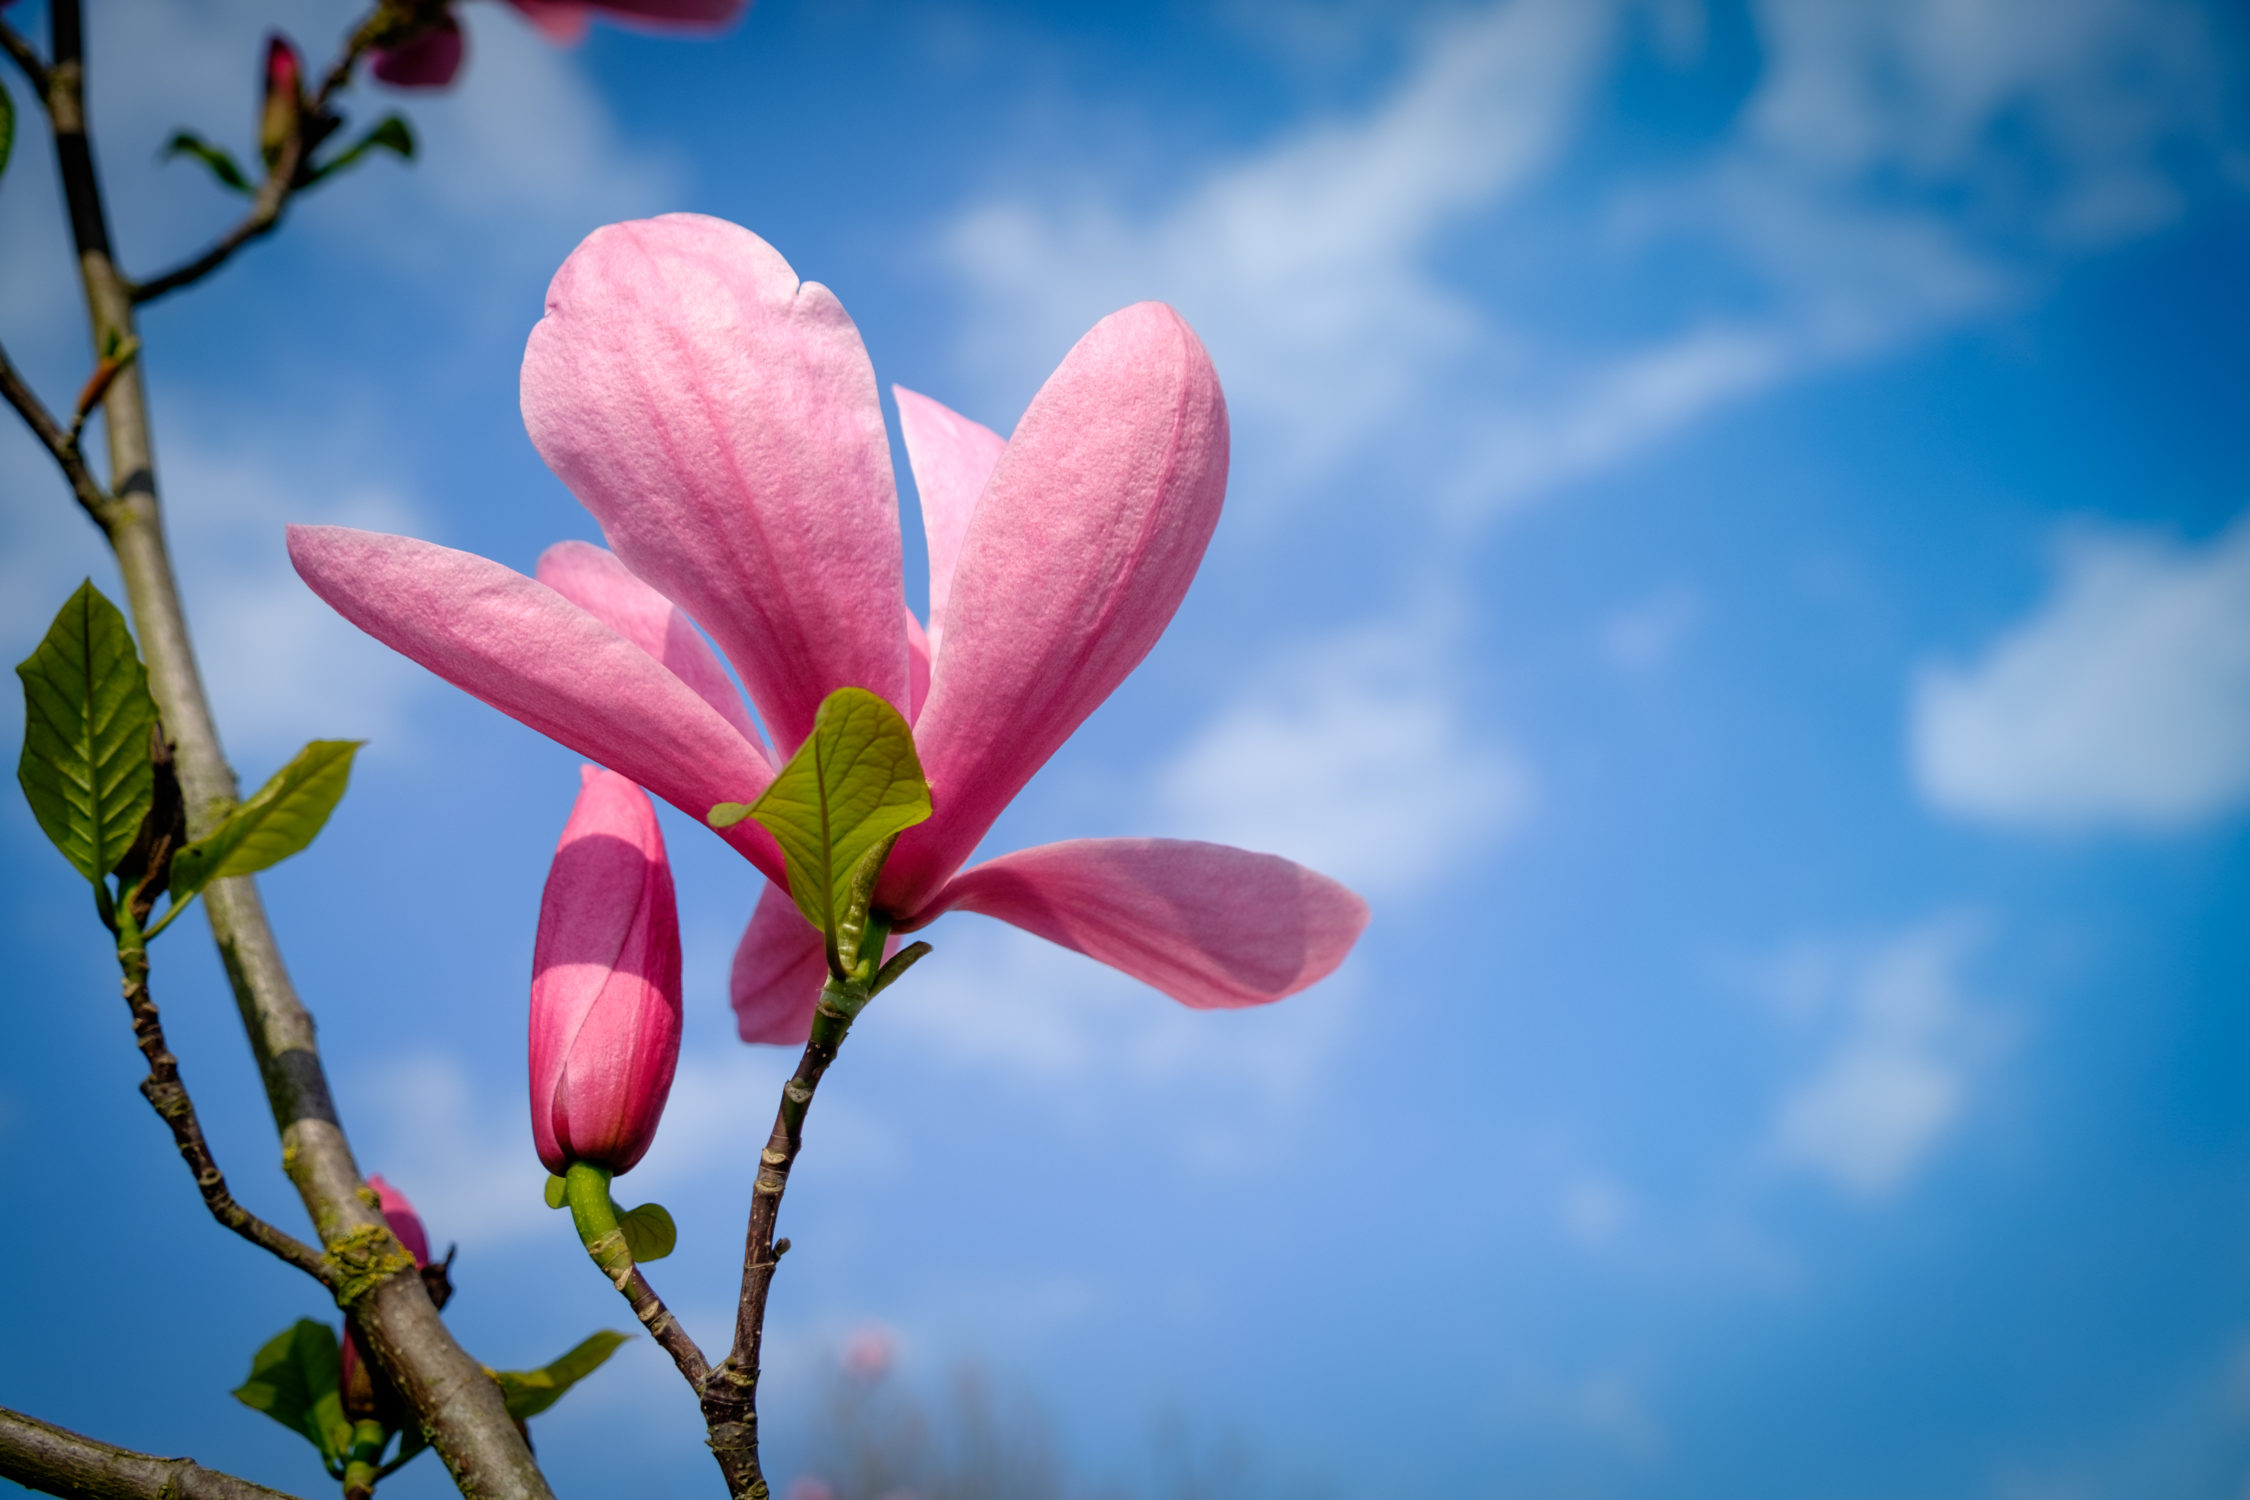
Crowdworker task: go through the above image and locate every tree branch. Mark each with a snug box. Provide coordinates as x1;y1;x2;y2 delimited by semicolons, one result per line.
0;1405;303;1500
0;334;116;531
37;5;553;1495
127;12;380;305
0;16;46;90
115;918;332;1284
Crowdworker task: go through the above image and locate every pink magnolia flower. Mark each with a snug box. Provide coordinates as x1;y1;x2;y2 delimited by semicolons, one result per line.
288;213;1368;1046
529;766;684;1175
840;1324;897;1383
372;0;746;90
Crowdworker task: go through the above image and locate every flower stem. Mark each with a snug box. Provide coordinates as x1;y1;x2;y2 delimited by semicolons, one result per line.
563;1162;711;1391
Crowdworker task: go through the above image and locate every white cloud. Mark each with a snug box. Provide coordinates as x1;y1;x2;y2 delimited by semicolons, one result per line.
1912;512;2250;831
1152;612;1531;894
1765;915;2000;1199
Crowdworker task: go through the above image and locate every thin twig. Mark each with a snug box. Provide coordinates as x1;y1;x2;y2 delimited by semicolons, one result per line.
0;335;114;530
0;1404;304;1500
128;12;381;305
116;934;334;1285
0;16;45;91
700;973;896;1500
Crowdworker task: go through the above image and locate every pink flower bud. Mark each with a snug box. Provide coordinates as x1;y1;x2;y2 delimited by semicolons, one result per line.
371;11;466;89
530;766;683;1176
259;33;305;163
366;1173;430;1266
342;1174;428;1415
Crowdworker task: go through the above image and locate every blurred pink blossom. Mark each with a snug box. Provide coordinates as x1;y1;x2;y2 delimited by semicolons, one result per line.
840;1324;897;1383
372;0;747;90
784;1480;834;1500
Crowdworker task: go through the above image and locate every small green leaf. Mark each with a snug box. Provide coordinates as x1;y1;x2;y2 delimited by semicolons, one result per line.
307;114;415;184
1;77;16;184
232;1319;353;1477
490;1330;632;1422
618;1200;676;1262
169;739;362;902
544;1174;568;1210
746;687;930;970
706;800;753;829
16;581;157;885
160;129;252;193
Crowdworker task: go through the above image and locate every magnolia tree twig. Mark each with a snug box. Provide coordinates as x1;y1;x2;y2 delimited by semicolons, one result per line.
0;335;116;530
115;910;333;1284
25;5;553;1495
127;10;381;304
0;1405;305;1500
698;958;917;1500
0;16;46;89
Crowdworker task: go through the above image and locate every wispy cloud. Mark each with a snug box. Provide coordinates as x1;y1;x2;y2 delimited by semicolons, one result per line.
1912;511;2250;832
939;0;2232;521
1151;610;1532;895
1761;914;2003;1199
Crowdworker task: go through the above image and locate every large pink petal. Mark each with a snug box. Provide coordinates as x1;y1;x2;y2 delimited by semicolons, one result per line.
522;215;907;755
288;525;786;885
537;539;769;761
922;839;1367;1009
883;305;1229;914
730;880;826;1046
893;385;1005;657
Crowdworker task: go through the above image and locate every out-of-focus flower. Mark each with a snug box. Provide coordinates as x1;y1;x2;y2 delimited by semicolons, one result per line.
528;766;683;1176
840;1324;897;1383
371;0;747;91
290;215;1368;1048
784;1480;835;1500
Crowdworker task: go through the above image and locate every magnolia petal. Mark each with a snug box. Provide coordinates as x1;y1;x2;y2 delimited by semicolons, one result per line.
904;605;931;724
522;214;907;755
884;305;1228;913
893;385;1005;655
922;838;1367;1009
510;0;744;38
287;525;786;885
730;880;827;1046
538;539;769;762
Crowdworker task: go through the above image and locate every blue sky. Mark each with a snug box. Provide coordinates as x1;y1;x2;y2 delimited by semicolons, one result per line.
4;1;2249;1496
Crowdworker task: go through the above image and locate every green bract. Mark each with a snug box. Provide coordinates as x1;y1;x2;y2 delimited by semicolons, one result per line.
161;129;253;194
168;739;363;903
711;686;931;974
16;581;157;885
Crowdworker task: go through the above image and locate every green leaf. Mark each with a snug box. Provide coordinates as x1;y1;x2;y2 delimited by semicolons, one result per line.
16;581;156;885
490;1330;632;1422
169;739;362;902
1;76;16;184
544;1174;568;1210
308;114;415;184
618;1200;676;1262
160;129;253;193
734;687;930;969
232;1319;353;1477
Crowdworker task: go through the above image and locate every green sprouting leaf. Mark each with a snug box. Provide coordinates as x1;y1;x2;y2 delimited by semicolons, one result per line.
544;1173;568;1210
1;76;16;185
232;1319;353;1477
308;114;415;184
734;687;930;970
490;1330;632;1423
169;739;362;902
160;129;253;193
618;1200;676;1262
16;581;157;885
